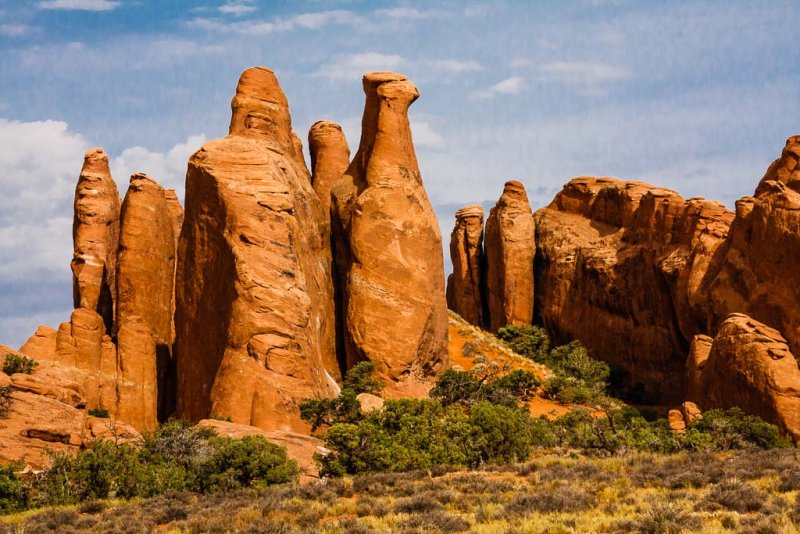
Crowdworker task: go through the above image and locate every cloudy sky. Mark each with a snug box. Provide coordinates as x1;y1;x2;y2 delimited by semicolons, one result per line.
0;0;798;347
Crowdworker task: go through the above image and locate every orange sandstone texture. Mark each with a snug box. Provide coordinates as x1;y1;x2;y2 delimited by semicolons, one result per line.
484;181;535;332
330;72;448;391
308;120;350;219
693;314;800;440
174;67;339;433
446;204;485;327
70;148;121;333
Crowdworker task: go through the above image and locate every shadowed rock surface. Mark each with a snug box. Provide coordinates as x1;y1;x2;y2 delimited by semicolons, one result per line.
330;72;448;395
174;67;339;432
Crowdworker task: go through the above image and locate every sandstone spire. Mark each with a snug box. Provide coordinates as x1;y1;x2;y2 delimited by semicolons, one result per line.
116;173;176;426
309;121;350;218
70;148;121;333
175;66;339;431
484;181;534;332
331;72;448;390
446;205;485;327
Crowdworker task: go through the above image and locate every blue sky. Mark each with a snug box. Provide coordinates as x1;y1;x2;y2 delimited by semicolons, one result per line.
0;0;798;347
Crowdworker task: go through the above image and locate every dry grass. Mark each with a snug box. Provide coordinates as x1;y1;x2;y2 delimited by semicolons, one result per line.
2;449;798;533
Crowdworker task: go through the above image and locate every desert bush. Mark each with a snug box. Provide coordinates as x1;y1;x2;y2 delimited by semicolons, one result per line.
504;485;596;516
630;501;701;534
0;386;12;418
87;408;109;418
398;510;470;533
299;362;381;432
393;494;445;514
193;435;297;492
356;495;390;517
699;479;765;513
683;408;791;450
3;353;37;375
497;324;550;362
0;463;28;513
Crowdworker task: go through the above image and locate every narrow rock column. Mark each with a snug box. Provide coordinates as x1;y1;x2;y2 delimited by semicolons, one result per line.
446;205;485;327
484;181;535;331
116;173;176;427
309;121;350;218
331;72;449;388
71;148;121;333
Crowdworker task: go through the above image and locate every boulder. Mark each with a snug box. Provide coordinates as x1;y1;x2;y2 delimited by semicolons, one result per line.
668;409;686;432
308;120;350;219
175;67;339;433
70;148;121;333
681;401;702;424
356;392;384;413
330;72;448;390
446;204;486;327
484;181;534;331
695;313;800;441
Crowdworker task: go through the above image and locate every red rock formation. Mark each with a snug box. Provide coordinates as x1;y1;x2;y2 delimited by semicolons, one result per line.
70;148;121;333
309;120;350;218
534;178;732;402
694;314;800;440
330;72;448;390
115;173;176;429
706;136;800;360
446;204;485;327
175;67;339;432
163;189;184;249
484;181;534;332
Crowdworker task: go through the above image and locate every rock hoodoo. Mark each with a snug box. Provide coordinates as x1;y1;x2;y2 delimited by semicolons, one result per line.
174;66;339;432
308;120;350;219
70;148;121;333
330;72;448;392
484;180;535;332
445;204;485;327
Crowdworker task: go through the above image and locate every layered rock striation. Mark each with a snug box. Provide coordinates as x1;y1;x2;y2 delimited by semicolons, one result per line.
174;67;339;432
331;72;448;392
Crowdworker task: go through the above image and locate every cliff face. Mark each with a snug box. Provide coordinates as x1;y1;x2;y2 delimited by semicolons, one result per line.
331;72;449;394
174;67;339;432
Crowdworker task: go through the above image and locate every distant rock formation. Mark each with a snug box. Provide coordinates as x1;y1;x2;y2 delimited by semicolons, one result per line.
330;72;449;393
70;148;121;333
445;204;485;327
484;181;535;332
174;67;339;432
691;314;800;440
308;120;350;219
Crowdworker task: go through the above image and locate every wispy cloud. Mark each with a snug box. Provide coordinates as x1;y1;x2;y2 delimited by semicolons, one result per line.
36;0;120;11
219;1;256;16
538;61;632;85
188;9;365;35
471;76;524;99
375;7;448;20
315;52;405;81
0;24;33;37
426;59;482;73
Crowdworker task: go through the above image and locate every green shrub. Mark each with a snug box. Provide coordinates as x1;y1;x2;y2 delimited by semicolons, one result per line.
683;408;791;450
343;361;383;395
497;325;550;363
299;362;383;432
194;435;298;492
88;408;110;418
3;353;38;375
0;463;28;513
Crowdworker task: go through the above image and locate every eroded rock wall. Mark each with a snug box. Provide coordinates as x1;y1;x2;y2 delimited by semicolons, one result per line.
445;205;485;327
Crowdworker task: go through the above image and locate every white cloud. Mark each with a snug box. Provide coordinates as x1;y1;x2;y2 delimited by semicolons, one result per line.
36;0;120;11
315;52;406;82
219;2;256;16
411;121;445;150
471;76;524;99
375;7;447;20
111;134;206;201
0;24;33;37
539;61;631;84
0;119;89;282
